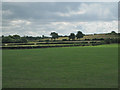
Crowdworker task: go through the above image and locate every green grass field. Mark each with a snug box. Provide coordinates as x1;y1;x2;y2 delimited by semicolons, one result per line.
2;44;118;88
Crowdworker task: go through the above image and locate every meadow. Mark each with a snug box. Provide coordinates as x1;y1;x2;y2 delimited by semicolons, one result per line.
2;44;118;88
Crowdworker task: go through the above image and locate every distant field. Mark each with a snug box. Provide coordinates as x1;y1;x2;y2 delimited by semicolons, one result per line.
42;34;118;41
2;44;118;88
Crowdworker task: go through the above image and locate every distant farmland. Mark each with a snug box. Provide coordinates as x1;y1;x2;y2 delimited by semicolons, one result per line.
42;34;118;41
1;33;119;49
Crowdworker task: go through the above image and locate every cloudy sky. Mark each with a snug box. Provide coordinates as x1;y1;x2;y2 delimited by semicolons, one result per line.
2;2;118;36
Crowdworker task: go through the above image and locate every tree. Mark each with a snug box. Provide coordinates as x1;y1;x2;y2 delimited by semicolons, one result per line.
2;35;28;43
12;35;21;43
42;35;45;39
69;33;75;41
2;35;4;38
21;37;28;43
12;35;21;39
50;32;58;40
104;38;111;44
111;31;117;35
2;37;13;43
76;31;84;40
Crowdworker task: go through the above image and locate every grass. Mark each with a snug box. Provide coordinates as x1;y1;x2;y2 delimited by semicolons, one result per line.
86;44;118;47
2;44;118;88
2;44;76;47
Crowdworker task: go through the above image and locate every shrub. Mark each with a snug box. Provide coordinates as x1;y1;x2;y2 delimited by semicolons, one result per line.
62;39;67;41
85;39;90;41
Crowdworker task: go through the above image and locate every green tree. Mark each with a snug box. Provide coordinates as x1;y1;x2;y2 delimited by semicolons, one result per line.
42;35;45;39
104;38;111;44
111;31;117;35
12;35;21;43
50;32;58;40
69;33;75;41
12;35;21;39
2;35;4;38
2;37;13;43
76;31;84;40
21;37;28;43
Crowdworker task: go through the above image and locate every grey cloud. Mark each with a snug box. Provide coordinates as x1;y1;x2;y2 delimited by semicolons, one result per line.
2;2;118;22
2;2;118;36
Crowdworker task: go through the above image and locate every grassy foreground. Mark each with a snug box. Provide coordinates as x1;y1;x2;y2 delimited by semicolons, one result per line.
2;44;118;88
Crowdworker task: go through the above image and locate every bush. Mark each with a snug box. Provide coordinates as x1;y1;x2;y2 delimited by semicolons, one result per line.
104;38;119;44
92;38;104;41
62;39;67;41
85;39;90;41
104;38;111;44
39;40;44;42
21;37;28;43
45;40;49;43
90;41;97;43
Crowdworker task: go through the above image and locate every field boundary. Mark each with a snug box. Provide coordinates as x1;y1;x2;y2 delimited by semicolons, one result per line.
1;44;90;49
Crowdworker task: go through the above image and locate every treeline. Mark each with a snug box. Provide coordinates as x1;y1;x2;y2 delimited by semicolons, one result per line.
2;31;84;43
50;31;84;41
2;35;27;43
104;38;120;44
2;31;119;43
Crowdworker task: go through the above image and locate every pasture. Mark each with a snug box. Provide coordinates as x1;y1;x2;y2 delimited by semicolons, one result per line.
2;44;118;88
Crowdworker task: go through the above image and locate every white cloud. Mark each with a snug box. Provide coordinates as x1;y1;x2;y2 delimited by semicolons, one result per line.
76;21;118;34
11;20;31;26
56;9;85;17
80;3;115;19
2;20;118;36
26;31;39;36
2;10;13;16
2;19;118;36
